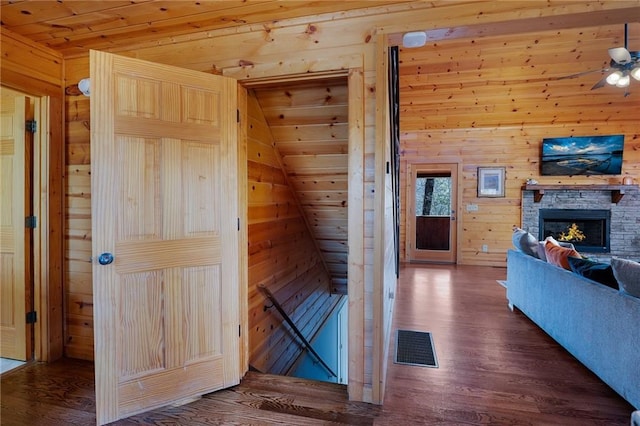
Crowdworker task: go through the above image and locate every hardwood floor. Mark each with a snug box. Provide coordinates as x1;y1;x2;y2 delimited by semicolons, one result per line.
1;264;635;425
380;264;634;425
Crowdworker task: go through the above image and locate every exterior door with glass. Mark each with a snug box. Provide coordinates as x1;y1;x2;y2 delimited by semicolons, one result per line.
408;163;458;263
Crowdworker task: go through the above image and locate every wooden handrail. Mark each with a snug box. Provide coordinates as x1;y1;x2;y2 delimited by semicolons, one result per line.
258;284;337;378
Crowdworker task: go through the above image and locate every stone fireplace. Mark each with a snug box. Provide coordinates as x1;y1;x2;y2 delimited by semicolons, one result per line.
521;185;640;261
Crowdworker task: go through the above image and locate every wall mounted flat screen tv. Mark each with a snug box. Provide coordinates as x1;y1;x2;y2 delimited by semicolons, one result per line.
541;135;624;176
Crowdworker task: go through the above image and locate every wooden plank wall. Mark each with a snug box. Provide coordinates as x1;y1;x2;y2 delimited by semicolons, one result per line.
252;79;350;289
0;28;63;98
399;24;640;266
0;28;65;362
247;92;343;374
63;56;93;360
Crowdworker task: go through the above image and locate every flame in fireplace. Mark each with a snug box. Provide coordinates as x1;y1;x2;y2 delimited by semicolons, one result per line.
558;223;586;242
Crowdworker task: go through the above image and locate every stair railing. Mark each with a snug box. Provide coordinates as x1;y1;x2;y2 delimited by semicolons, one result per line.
258;284;337;378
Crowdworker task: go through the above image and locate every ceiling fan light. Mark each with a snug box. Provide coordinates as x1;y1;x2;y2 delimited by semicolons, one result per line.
608;47;632;64
631;66;640;81
606;70;623;85
615;75;630;87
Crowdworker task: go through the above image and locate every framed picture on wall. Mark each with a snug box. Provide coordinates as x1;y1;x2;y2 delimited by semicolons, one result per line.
477;167;505;197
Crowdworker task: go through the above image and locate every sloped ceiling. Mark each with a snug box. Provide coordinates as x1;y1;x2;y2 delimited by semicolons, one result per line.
252;78;349;290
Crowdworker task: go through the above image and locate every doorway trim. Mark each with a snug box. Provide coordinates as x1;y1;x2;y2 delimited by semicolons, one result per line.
406;162;461;264
0;85;64;362
224;62;366;402
1;29;65;363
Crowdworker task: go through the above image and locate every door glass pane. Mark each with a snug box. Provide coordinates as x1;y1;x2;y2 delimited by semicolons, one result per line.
415;174;451;250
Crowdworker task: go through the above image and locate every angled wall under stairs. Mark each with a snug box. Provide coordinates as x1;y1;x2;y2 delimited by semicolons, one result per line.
247;92;343;374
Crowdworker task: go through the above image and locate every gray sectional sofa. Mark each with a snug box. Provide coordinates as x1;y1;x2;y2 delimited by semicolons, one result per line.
506;249;640;410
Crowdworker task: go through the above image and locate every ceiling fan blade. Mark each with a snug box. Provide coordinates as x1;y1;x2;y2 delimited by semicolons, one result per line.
609;47;632;64
555;68;608;80
591;75;609;90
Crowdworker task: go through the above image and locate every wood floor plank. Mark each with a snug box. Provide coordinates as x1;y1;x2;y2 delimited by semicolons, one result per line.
1;264;634;425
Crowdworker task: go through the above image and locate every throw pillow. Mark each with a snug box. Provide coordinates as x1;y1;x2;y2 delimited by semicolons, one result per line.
611;257;640;298
544;240;581;270
567;256;618;289
512;227;539;258
538;236;576;262
545;236;576;250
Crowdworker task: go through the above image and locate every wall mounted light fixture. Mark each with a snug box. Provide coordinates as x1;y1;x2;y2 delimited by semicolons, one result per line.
78;78;90;96
65;77;90;97
402;31;427;48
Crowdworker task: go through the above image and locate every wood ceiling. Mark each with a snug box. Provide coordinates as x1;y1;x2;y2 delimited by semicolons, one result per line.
398;22;640;131
0;0;406;57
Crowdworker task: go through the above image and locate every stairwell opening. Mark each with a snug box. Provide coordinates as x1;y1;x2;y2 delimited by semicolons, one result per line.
245;76;350;384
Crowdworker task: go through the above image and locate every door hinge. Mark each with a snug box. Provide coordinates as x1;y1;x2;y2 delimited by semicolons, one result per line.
237;109;240;123
25;216;37;229
26;120;37;133
26;311;37;324
237;217;240;231
239;324;241;337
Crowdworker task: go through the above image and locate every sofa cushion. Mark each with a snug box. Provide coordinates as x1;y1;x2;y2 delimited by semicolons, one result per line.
611;257;640;298
567;256;618;289
544;240;581;270
512;227;539;258
537;241;548;261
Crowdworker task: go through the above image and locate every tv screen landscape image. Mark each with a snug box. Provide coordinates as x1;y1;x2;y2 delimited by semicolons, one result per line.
541;135;624;176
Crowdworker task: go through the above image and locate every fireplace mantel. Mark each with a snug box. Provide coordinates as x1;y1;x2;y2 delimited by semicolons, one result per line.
523;184;639;204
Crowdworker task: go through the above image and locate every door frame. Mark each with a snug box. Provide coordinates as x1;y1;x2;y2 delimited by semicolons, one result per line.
227;63;366;401
1;88;32;361
406;162;461;264
0;83;63;362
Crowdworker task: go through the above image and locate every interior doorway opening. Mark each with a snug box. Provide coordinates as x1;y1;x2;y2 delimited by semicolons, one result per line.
244;75;350;384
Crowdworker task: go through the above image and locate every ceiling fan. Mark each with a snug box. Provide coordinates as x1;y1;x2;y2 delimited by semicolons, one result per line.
562;23;640;96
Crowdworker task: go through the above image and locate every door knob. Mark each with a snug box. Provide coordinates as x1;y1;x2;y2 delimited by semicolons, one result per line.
98;252;114;265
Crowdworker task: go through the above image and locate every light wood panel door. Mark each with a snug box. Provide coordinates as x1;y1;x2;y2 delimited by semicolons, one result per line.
408;163;458;264
90;51;240;425
0;92;31;361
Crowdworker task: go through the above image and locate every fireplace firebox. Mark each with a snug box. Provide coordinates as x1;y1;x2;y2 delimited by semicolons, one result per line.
539;209;611;253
